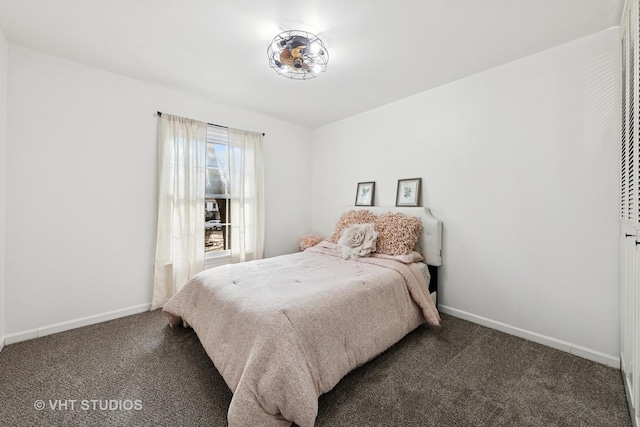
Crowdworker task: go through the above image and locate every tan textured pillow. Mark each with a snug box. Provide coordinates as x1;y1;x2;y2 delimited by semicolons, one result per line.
374;213;422;256
327;210;377;243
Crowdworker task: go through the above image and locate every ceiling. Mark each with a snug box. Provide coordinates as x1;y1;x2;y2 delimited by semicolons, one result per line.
0;0;625;128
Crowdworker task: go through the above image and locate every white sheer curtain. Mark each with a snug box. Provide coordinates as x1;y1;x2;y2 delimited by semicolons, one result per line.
151;114;207;310
228;129;265;263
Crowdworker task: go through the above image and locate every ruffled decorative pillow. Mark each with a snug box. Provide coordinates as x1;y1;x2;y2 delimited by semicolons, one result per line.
327;210;377;243
374;213;422;256
337;223;378;260
299;234;324;251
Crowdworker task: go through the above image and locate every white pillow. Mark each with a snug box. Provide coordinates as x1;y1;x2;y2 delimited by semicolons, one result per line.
337;223;377;260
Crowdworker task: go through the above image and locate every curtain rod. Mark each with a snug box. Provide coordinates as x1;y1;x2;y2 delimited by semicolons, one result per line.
156;111;265;136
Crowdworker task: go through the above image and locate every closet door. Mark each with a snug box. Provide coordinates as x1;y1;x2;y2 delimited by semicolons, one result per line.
621;1;640;425
622;3;638;228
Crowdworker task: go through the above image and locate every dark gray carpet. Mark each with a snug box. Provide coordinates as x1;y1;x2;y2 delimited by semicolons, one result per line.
0;310;631;426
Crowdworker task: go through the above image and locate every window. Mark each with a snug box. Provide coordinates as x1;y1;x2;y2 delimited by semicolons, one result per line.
153;112;264;306
205;126;231;256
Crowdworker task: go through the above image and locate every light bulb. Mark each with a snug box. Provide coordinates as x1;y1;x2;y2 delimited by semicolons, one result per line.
309;43;320;55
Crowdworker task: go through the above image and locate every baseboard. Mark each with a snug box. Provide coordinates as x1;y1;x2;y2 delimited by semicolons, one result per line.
438;305;620;369
3;303;152;346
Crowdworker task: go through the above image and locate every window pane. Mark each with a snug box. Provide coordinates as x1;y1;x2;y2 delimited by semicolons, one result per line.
207;143;228;169
205;199;223;253
205;198;230;253
206;168;229;196
215;144;227;169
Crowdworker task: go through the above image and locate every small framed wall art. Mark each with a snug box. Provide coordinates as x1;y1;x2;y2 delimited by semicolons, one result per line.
396;178;421;207
355;181;375;206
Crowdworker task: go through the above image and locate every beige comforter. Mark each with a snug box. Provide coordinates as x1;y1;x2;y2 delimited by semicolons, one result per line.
163;244;440;427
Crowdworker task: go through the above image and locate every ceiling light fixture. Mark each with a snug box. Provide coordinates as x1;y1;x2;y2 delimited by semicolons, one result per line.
267;30;329;80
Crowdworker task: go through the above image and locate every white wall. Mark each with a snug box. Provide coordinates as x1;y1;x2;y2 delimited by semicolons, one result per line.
312;28;620;363
3;28;622;365
0;28;8;350
5;45;313;336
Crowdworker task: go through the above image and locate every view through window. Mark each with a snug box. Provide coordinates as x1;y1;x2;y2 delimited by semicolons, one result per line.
205;126;230;254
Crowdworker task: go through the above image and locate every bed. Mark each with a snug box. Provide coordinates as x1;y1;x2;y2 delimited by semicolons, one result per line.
163;206;443;427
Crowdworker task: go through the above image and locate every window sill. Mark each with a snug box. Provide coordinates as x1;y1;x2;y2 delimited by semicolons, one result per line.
204;250;231;270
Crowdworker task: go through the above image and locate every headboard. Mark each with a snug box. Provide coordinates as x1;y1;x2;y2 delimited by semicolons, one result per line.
347;206;443;267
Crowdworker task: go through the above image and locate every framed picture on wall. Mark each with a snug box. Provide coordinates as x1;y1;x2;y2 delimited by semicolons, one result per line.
355;182;375;206
396;178;421;207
